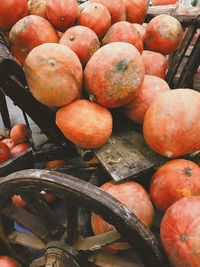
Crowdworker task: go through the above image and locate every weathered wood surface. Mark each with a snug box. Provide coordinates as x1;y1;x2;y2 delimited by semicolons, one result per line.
0;169;169;267
95;125;166;182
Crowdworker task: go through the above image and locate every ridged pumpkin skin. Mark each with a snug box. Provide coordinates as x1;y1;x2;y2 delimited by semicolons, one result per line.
0;0;28;32
28;0;47;18
90;0;126;24
145;14;183;54
133;23;146;41
59;26;100;66
24;43;83;107
56;100;113;149
124;75;170;124
124;0;148;24
150;159;200;211
102;21;143;54
161;197;200;267
46;0;80;32
9;15;59;65
91;181;154;252
142;50;168;78
78;3;111;39
84;42;145;108
143;89;200;158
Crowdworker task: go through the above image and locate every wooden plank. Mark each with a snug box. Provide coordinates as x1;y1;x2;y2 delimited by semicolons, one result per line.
95;128;166;182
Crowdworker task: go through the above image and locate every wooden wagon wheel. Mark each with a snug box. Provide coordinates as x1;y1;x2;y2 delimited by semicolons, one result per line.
0;169;169;267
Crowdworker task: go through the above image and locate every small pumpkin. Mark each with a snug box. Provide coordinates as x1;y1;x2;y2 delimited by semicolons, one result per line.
28;0;48;18
124;0;148;24
56;99;113;149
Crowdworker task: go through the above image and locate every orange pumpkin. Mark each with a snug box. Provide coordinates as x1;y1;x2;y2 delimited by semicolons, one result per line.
0;141;11;164
143;89;200;158
84;42;145;108
133;23;146;41
150;159;200;211
102;21;143;54
0;0;28;32
124;0;148;24
78;3;111;39
46;0;80;32
0;256;21;267
24;43;83;107
9;15;59;65
152;0;177;5
145;14;183;55
56;100;113;149
45;160;65;168
124;75;170;124
59;26;100;66
90;0;126;24
28;0;47;18
142;50;168;78
91;181;154;252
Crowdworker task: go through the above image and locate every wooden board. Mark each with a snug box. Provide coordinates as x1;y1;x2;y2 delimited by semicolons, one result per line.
95;119;167;182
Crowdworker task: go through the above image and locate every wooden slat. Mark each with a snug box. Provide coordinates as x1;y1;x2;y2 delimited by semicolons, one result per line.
95;129;166;182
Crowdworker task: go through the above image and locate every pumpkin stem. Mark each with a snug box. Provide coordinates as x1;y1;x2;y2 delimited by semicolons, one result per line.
89;93;96;102
184;167;192;177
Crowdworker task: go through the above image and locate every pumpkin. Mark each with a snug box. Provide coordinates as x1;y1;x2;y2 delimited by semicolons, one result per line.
161;197;200;267
11;195;26;208
56;99;113;149
145;14;183;54
90;0;126;24
102;21;143;54
0;256;21;267
77;3;111;39
24;43;83;107
0;0;28;32
142;50;168;78
2;138;15;150
9;15;59;64
45;160;65;168
91;181;154;252
28;0;47;18
143;89;200;158
11;143;30;157
152;0;177;5
59;26;100;66
0;141;11;164
10;124;29;145
150;159;200;212
124;0;148;24
46;0;80;32
124;75;170;124
84;42;145;108
133;23;146;41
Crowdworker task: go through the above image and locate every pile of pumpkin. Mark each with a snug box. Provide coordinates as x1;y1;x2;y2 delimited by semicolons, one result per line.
0;124;30;164
1;1;200;266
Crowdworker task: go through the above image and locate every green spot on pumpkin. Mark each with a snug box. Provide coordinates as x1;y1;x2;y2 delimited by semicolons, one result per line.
115;60;128;73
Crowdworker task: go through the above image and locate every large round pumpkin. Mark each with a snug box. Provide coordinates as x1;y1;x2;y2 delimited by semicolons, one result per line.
150;159;200;212
90;0;126;24
124;0;148;24
143;89;200;158
84;42;145;108
46;0;80;32
145;14;183;54
102;21;143;54
9;15;59;64
142;50;168;78
24;43;83;107
28;0;47;18
161;197;200;267
77;3;111;39
91;181;154;252
59;26;100;66
124;75;170;124
0;0;28;32
56;100;113;149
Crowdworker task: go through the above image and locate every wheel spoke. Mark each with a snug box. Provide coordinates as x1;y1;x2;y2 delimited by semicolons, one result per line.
8;231;45;250
2;202;51;242
75;229;121;251
22;193;66;240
